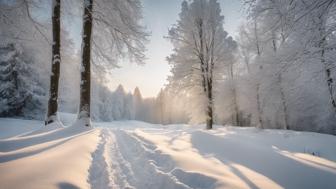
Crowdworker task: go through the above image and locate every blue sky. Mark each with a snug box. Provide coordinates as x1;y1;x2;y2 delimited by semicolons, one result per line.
69;0;244;97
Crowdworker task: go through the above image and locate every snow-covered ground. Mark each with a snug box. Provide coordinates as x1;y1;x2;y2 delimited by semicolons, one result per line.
0;115;336;189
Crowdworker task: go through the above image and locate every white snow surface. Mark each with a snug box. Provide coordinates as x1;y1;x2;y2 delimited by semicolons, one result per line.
0;115;336;189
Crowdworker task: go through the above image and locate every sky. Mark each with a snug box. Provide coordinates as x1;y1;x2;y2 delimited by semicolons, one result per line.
68;0;244;98
106;0;244;97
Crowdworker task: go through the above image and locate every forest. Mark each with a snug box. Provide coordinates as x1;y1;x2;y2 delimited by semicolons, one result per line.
1;0;335;134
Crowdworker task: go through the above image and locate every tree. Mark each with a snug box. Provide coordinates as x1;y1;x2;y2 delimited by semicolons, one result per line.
76;0;148;126
0;0;68;121
0;43;45;118
239;0;336;133
313;0;336;112
77;0;93;127
227;48;239;125
0;44;28;116
168;0;235;129
45;0;61;125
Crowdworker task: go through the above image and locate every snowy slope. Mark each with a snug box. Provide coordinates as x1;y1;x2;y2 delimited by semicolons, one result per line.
0;116;100;189
0;117;336;189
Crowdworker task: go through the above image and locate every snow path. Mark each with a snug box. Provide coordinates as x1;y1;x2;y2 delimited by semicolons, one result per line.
89;128;216;189
87;122;336;189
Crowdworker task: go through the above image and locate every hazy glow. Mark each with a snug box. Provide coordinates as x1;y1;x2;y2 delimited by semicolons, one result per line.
106;0;243;97
107;0;180;97
65;0;243;97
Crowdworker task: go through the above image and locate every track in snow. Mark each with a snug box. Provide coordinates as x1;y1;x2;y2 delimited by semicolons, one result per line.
88;128;217;189
87;122;336;189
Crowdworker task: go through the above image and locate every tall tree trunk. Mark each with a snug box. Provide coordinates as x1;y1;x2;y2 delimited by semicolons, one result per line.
196;18;213;129
206;79;213;129
319;19;336;112
78;0;93;127
254;19;263;129
45;0;61;125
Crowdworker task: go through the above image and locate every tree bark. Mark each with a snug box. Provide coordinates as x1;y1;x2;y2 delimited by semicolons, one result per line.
78;0;93;127
45;0;61;125
206;79;213;129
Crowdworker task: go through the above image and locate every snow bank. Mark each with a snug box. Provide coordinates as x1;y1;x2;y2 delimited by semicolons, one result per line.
58;112;77;126
0;118;99;189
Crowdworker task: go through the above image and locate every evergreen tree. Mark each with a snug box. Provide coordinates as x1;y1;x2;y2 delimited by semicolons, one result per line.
0;43;45;118
0;44;27;116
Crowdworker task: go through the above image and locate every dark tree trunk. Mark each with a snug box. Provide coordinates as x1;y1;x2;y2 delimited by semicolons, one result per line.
256;83;263;129
206;79;213;129
78;0;93;127
45;0;61;125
